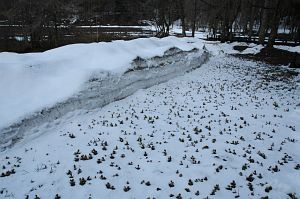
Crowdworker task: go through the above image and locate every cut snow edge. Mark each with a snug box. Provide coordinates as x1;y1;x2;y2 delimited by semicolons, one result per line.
0;36;205;131
0;37;209;149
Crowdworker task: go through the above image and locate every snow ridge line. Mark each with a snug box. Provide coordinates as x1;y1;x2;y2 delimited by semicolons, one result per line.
0;48;209;150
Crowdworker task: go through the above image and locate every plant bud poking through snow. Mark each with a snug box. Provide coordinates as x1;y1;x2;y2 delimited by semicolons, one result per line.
169;180;175;187
123;186;131;192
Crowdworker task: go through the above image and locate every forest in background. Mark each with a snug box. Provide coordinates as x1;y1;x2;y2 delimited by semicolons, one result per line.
0;0;299;52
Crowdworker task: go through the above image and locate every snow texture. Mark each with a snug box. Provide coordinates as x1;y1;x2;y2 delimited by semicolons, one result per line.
0;37;209;149
0;56;299;199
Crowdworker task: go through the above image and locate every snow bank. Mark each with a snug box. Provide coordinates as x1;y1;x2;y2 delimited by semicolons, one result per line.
241;44;264;54
196;41;264;56
274;45;300;53
197;39;299;55
0;37;209;148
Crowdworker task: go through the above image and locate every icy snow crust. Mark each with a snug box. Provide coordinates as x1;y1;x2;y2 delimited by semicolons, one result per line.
0;37;209;149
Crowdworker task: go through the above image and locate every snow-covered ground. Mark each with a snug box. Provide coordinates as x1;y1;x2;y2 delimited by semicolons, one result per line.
0;37;210;149
0;32;299;198
0;54;299;198
0;37;205;131
1;34;272;149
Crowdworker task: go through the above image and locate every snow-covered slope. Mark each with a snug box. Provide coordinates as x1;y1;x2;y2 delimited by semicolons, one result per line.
0;37;209;149
0;56;299;199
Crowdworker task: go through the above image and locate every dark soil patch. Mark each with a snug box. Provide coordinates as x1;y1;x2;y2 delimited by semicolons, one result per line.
235;47;300;68
233;45;248;52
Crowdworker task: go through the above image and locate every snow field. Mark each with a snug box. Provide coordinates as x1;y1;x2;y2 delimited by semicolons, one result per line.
0;56;299;199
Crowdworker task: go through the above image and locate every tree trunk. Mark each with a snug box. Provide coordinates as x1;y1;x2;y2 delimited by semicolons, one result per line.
267;0;280;48
176;0;186;36
258;0;270;45
181;15;186;36
220;5;229;43
54;11;58;48
191;0;197;37
293;24;300;44
248;6;255;41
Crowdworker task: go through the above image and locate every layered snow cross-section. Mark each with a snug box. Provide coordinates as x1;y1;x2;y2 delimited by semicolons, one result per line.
0;37;209;150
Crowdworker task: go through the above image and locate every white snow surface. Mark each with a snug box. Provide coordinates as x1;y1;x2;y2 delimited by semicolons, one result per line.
274;45;300;53
0;36;203;130
0;56;299;199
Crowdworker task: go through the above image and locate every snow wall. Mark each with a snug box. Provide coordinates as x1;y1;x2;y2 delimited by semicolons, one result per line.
0;47;209;150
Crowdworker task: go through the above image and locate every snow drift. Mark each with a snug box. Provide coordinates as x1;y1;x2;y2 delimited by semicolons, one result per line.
0;36;209;149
